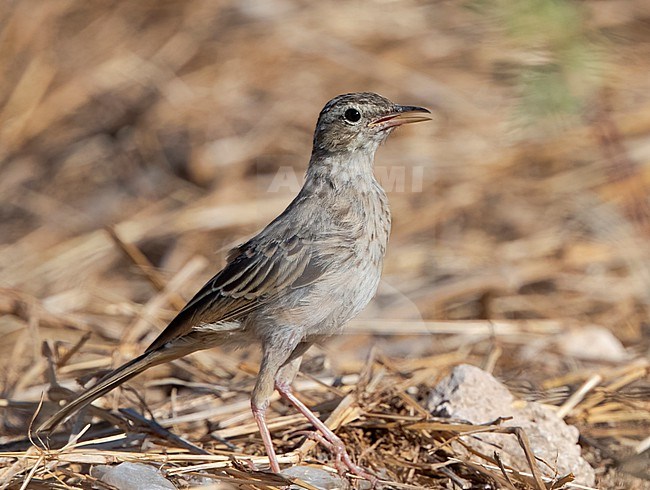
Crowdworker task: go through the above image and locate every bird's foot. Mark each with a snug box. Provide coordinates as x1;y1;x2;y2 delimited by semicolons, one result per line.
276;382;376;485
233;457;261;472
301;430;376;485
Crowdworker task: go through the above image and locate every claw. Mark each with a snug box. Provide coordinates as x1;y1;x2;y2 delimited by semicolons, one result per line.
276;382;377;485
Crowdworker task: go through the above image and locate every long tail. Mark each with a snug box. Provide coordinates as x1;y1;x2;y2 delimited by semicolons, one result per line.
37;348;174;433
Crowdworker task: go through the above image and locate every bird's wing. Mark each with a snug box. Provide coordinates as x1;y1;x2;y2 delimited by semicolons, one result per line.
145;232;324;353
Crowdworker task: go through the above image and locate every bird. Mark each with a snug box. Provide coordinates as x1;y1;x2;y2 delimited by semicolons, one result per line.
36;92;431;480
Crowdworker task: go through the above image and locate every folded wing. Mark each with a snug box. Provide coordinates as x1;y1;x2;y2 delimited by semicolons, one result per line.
145;232;325;353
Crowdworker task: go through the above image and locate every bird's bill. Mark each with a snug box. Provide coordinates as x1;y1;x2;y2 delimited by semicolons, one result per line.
369;105;432;129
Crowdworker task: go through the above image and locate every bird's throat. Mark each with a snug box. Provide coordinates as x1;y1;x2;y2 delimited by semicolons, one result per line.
306;150;378;191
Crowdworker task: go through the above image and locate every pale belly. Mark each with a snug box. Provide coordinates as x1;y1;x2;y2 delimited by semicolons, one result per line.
302;254;383;338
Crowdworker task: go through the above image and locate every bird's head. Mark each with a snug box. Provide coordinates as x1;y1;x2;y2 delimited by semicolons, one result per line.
312;92;431;154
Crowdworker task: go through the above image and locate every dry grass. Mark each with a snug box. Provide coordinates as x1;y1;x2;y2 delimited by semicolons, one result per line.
1;1;650;488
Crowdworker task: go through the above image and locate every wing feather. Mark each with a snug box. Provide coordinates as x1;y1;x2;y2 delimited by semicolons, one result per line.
145;232;321;352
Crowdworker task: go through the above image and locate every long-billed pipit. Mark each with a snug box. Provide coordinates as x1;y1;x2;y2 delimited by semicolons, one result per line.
37;92;431;482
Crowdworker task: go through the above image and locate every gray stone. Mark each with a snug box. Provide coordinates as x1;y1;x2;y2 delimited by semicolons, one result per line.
281;465;349;489
427;364;595;486
92;462;176;489
556;325;629;362
520;325;629;364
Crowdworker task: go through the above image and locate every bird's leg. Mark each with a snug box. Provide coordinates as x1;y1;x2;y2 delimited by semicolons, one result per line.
250;338;304;473
251;399;280;473
275;359;375;482
297;430;345;468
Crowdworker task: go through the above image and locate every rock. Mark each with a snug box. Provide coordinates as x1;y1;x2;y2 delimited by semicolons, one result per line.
521;325;629;363
427;364;595;486
92;462;176;490
281;465;350;489
556;325;629;362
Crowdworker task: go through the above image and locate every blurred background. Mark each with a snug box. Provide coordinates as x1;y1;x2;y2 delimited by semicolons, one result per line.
1;0;649;487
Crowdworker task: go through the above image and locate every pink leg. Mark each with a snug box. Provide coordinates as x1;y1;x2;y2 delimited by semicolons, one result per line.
298;430;346;470
275;381;376;483
251;401;281;473
251;340;306;473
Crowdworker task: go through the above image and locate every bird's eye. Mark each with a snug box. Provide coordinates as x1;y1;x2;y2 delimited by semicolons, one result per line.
343;108;361;123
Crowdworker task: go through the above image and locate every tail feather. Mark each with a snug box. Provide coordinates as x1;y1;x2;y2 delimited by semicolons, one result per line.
37;348;170;433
